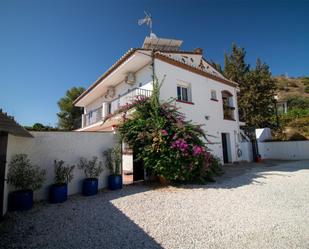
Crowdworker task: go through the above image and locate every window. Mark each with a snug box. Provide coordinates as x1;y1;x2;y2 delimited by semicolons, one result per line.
221;90;235;120
211;90;217;100
177;85;190;102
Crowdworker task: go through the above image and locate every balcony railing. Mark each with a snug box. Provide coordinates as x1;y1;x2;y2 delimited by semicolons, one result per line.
83;106;103;127
110;88;152;114
80;87;152;128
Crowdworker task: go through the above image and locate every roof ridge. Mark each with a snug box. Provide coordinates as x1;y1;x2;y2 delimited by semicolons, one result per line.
154;53;238;87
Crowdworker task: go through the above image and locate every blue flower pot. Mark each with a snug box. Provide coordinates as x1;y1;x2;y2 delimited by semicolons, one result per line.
49;184;68;203
108;175;123;190
82;178;98;196
8;190;33;211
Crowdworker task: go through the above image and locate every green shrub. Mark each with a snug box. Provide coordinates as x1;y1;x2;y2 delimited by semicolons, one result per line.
305;85;309;93
300;77;309;85
103;145;122;175
287;132;307;141
287;96;309;109
7;154;46;191
77;157;103;178
117;78;222;183
53;160;75;185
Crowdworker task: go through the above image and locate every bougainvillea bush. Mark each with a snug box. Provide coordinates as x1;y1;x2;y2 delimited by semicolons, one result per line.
117;80;223;183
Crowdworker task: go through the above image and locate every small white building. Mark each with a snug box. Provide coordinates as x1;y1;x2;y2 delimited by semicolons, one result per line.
74;36;242;164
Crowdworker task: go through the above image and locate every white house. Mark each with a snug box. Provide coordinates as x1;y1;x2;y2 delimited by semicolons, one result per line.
74;36;242;164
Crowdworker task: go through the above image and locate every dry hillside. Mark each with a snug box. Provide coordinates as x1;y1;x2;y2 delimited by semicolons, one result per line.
274;76;309;101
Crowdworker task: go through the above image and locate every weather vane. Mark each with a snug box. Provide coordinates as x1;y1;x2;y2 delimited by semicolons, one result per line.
138;11;156;37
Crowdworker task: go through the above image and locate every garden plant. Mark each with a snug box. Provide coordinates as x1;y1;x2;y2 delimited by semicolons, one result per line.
103;145;123;190
117;77;223;183
78;157;103;196
49;160;75;203
7;154;46;211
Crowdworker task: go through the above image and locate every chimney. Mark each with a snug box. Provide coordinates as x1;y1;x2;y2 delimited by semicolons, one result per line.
194;48;203;54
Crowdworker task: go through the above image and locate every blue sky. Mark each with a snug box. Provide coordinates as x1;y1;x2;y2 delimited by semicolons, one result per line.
0;0;308;126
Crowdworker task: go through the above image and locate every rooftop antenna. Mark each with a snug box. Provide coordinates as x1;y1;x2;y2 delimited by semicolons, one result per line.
138;11;157;38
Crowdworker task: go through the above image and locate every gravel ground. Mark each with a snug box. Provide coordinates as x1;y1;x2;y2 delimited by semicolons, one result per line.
1;160;309;249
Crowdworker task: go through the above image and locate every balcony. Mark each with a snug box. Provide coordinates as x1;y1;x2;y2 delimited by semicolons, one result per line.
81;88;152;128
223;105;235;121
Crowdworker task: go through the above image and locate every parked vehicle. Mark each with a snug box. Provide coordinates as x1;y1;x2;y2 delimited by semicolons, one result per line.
49;160;75;203
7;154;46;211
103;145;122;190
78;156;103;196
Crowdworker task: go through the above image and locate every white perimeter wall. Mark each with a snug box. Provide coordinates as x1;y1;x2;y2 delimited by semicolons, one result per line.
258;141;309;160
3;131;116;215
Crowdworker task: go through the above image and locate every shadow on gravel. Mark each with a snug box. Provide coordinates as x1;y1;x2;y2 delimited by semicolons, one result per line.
180;160;309;190
0;185;162;249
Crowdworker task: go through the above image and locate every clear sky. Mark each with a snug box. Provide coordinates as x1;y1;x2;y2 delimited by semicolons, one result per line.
0;0;308;126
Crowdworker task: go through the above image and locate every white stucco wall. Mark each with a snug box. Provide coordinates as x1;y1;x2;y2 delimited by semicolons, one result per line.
258;141;309;160
154;59;241;163
3;131;116;215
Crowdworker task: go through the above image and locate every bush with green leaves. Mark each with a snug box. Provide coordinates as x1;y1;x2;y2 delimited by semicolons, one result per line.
103;145;121;175
7;154;46;191
53;160;75;185
77;156;103;178
117;78;222;183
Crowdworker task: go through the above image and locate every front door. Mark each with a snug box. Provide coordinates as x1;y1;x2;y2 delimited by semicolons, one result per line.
0;132;8;217
133;151;144;181
221;133;229;164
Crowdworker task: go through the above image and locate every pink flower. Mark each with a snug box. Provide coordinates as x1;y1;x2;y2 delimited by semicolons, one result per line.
161;129;168;136
171;138;189;152
193;145;204;156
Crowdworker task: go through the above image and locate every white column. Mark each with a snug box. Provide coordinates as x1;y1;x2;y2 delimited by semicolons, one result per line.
81;114;85;128
102;102;107;119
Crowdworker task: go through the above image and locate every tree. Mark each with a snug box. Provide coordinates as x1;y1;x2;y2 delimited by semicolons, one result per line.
224;43;249;84
241;59;276;127
57;87;85;130
24;123;59;131
223;44;276;128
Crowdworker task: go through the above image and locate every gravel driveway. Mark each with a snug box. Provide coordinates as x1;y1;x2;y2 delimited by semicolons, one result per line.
1;160;309;249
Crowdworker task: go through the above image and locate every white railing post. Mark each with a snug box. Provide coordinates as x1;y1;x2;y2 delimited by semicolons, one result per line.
81;114;85;128
102;102;107;119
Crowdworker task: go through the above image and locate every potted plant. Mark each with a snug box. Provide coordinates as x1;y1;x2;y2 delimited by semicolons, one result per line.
49;160;75;203
77;156;103;196
7;154;46;211
103;145;122;190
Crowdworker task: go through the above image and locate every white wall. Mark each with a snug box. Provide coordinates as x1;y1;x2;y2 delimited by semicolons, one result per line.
3;131;116;215
258;141;309;160
155;59;241;163
240;142;253;162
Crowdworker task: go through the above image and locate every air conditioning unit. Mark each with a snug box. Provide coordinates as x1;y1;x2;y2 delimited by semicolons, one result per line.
125;72;136;85
104;87;115;99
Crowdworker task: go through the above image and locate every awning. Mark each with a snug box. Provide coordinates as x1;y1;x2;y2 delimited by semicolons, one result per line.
0;110;33;137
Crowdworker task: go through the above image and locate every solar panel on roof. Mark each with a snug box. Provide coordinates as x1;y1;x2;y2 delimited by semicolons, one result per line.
142;36;183;51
